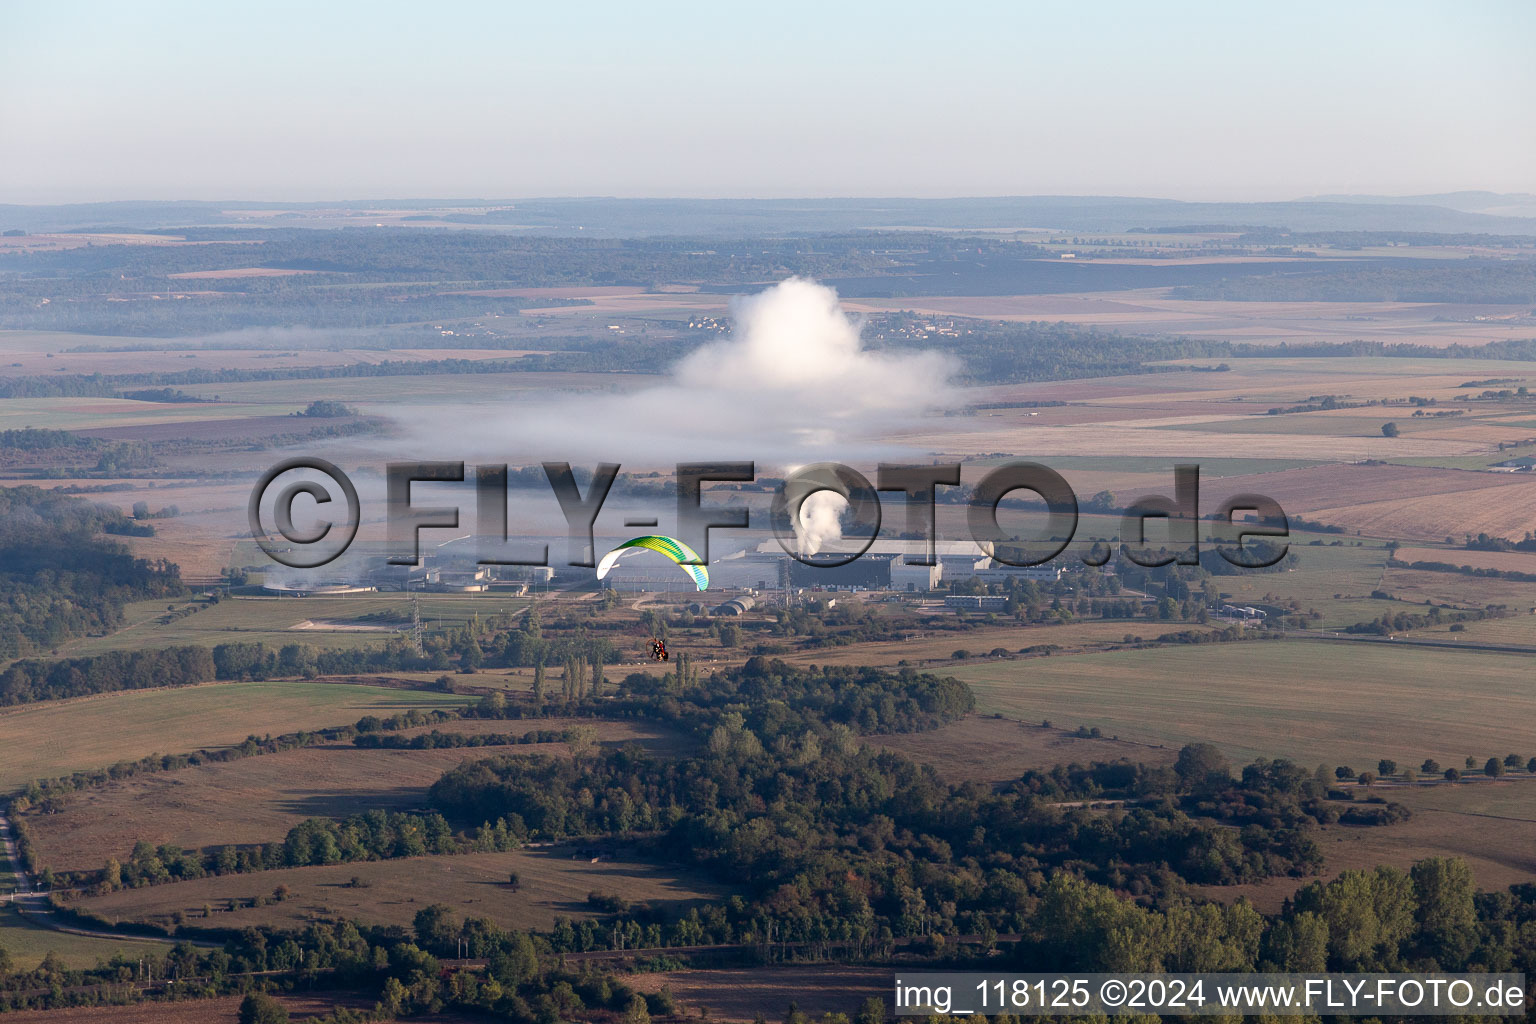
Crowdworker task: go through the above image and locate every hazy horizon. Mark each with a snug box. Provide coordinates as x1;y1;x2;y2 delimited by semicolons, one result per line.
3;0;1532;205
3;190;1534;207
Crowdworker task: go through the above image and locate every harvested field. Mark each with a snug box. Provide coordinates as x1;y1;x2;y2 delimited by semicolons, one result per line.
950;640;1536;767
74;847;726;934
1307;481;1536;543
25;718;691;874
1201;780;1536;912
1417;613;1536;646
1396;546;1536;574
906;420;1484;462
868;715;1176;783
629;965;890;1023
1382;568;1536;607
0;681;472;793
1204;463;1532;515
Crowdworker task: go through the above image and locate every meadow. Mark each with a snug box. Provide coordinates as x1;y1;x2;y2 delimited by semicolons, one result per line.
74;846;726;934
1381;567;1536;608
1200;779;1536;912
25;718;691;874
868;714;1176;783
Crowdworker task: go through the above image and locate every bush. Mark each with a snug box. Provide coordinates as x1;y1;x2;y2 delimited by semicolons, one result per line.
238;993;289;1024
586;891;627;913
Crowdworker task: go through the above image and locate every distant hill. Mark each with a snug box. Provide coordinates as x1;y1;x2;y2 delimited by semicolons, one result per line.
1304;191;1536;219
4;195;1536;237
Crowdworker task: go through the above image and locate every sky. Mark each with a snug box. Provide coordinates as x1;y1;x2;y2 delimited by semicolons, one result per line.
1;0;1533;204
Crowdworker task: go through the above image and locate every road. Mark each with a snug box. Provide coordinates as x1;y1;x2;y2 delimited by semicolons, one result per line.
0;810;41;910
1284;631;1536;655
0;810;206;946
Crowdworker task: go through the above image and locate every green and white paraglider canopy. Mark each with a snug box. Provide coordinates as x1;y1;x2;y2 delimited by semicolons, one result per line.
595;535;709;591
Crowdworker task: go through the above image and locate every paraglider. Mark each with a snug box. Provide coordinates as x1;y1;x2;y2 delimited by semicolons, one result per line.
649;638;669;662
595;535;708;592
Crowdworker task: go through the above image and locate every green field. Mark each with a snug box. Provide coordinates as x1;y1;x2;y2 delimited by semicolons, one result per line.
1418;614;1536;646
0;904;177;970
0;680;473;791
1214;539;1398;626
54;594;530;657
0;396;298;431
176;371;646;405
1;820;176;969
949;640;1536;768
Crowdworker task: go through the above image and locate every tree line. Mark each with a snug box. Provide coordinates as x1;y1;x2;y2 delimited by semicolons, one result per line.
0;486;182;660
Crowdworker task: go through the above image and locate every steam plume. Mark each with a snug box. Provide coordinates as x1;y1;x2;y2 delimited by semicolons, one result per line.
381;277;960;467
792;489;848;556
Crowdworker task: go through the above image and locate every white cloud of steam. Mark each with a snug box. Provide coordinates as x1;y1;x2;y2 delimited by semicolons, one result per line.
380;277;961;467
792;489;847;556
676;277;951;411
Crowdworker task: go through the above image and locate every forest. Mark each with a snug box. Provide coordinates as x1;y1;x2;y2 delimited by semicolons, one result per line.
10;653;1534;1023
0;487;182;659
6;226;1531;339
1171;258;1536;303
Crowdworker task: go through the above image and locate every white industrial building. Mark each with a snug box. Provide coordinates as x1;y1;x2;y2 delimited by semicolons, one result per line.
702;539;1066;593
595;536;1073;595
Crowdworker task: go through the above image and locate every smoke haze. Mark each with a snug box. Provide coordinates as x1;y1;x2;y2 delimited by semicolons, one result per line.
383;277;961;467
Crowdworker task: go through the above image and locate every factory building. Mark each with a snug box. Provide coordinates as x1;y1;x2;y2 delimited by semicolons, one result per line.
944;594;1010;612
713;595;756;616
594;537;1076;595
